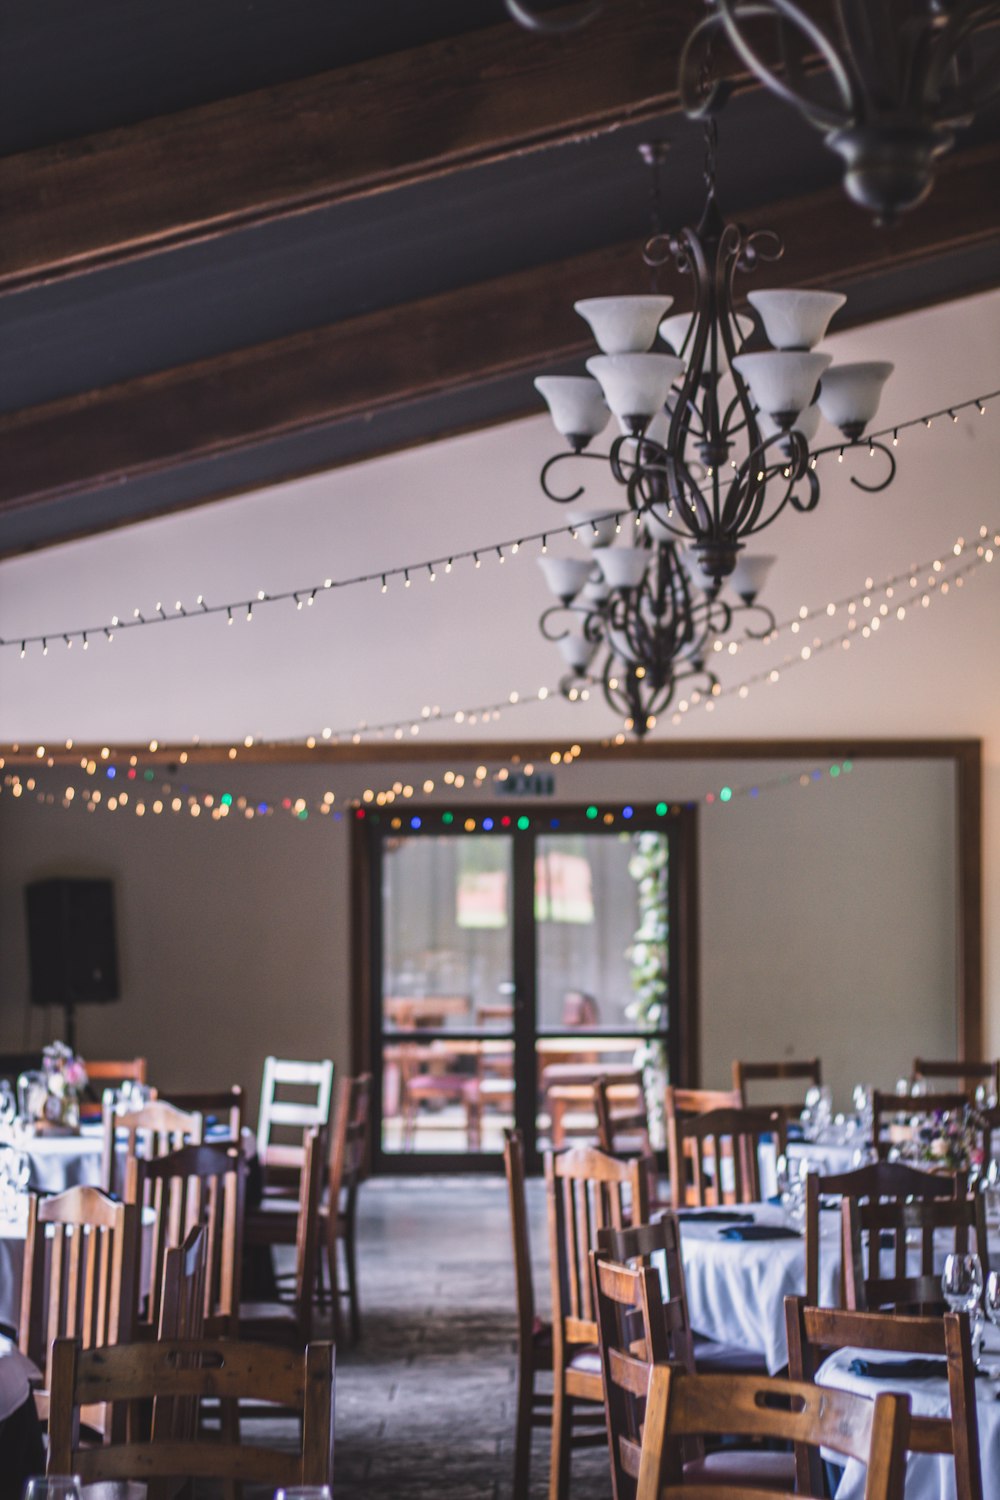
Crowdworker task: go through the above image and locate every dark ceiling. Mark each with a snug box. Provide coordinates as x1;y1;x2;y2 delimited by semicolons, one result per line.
1;0;998;556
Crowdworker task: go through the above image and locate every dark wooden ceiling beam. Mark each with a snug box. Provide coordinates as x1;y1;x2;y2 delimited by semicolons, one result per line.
0;0;717;293
1;140;997;518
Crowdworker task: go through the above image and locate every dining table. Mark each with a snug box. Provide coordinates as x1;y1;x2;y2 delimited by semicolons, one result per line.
819;1324;1000;1500
18;1119;256;1197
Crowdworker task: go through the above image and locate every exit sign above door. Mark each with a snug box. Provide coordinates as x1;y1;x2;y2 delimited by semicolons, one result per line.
497;771;555;797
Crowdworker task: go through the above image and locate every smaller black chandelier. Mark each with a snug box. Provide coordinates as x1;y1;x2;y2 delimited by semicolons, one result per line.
537;513;775;736
533;138;897;595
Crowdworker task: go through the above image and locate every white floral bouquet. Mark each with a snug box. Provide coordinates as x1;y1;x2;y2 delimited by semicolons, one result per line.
20;1041;88;1132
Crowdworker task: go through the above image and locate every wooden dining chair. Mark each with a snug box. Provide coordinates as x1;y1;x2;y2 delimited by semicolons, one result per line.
593;1246;795;1496
912;1057;999;1099
803;1158;959;1304
320;1071;371;1345
871;1088;972;1159
256;1055;334;1196
19;1186;139;1436
101;1095;204;1195
844;1188;990;1314
152;1224;207;1449
240;1125;324;1348
47;1337;336;1488
546;1145;650;1500
663;1086;741;1208
633;1363;909;1500
81;1057;149;1121
732;1056;822;1110
668;1104;784;1207
786;1297;982;1500
126;1141;247;1337
593;1072;650;1156
163;1085;244;1139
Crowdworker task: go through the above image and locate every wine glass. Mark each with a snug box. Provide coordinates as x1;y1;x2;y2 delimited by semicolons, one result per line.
984;1271;1000;1383
22;1478;83;1500
274;1489;332;1500
942;1252;984;1363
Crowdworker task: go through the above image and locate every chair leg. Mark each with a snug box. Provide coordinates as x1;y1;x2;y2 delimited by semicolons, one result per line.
549;1384;573;1500
344;1207;361;1344
513;1360;534;1498
327;1230;344;1347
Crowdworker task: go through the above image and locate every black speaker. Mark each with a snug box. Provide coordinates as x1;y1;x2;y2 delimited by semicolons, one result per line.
25;878;120;1009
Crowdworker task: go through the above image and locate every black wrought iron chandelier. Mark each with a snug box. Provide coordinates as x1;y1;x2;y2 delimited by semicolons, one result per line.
507;1;1000;223
533;133;898;595
681;1;1000;221
537;513;776;736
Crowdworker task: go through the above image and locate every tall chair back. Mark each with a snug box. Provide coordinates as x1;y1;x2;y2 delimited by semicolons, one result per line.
872;1089;971;1159
593;1071;650;1155
844;1189;989;1314
324;1073;371;1344
163;1086;244;1139
102;1095;203;1195
786;1297;981;1500
668;1104;784;1207
47;1337;335;1488
634;1364;908;1500
126;1141;247;1336
732;1057;821;1111
912;1057;999;1099
19;1186;139;1434
155;1224;208;1445
257;1056;334;1190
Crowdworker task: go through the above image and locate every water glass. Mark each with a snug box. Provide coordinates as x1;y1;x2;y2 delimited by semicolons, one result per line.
942;1252;984;1359
984;1271;1000;1381
274;1489;332;1500
23;1479;83;1500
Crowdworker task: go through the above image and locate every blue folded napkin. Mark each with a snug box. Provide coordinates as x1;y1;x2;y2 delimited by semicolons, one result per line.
848;1357;946;1380
719;1224;802;1242
676;1210;755;1224
786;1122;805;1142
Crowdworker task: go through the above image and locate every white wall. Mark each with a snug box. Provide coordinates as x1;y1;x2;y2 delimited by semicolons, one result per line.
0;755;957;1117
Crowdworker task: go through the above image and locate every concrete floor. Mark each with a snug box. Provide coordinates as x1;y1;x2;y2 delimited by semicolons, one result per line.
332;1173;612;1500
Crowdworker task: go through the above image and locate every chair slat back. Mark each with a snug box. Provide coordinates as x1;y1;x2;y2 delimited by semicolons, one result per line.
47;1337;335;1487
912;1058;999;1098
257;1056;334;1184
597;1214;697;1376
634;1365;908;1500
670;1104;784;1207
102;1095;203;1196
664;1087;740;1207
162;1086;244;1140
86;1058;148;1086
872;1090;972;1159
154;1224;208;1445
593;1072;650;1155
786;1297;981;1500
126;1142;246;1336
289;1126;325;1344
546;1146;649;1353
732;1057;821;1102
19;1187;139;1392
329;1074;371;1209
844;1189;989;1315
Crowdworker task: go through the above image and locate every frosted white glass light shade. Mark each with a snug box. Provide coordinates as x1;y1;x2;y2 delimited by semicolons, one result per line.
658;312;754;365
557;634;598;673
642;504;676;543
818;362;894;434
534;376;609;445
586;354;684;426
729;553;776;604
595;546;649;591
537;555;592;602
747;289;846;350
606;625;643;667
581;577;611;605
566;507;618;549
575;296;673;355
757;402;821;447
733;351;831;420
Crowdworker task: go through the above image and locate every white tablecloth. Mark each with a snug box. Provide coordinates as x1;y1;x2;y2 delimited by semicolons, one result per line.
819;1327;1000;1500
788;1137;866;1177
21;1122;106;1194
675;1202;843;1374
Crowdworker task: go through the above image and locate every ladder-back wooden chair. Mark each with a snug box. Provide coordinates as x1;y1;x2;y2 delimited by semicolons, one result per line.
47;1337;336;1490
546;1145;650;1500
19;1186;139;1435
664;1087;741;1208
101;1095;203;1196
256;1055;334;1196
153;1224;208;1447
240;1126;324;1348
593;1243;795;1496
786;1297;982;1500
844;1188;989;1314
668;1104;784;1207
321;1072;371;1345
593;1072;650;1156
126;1141;247;1337
732;1057;822;1112
633;1363;908;1500
871;1089;972;1160
803;1159;959;1305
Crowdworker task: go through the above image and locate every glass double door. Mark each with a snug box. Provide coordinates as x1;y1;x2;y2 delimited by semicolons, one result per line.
372;811;676;1171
